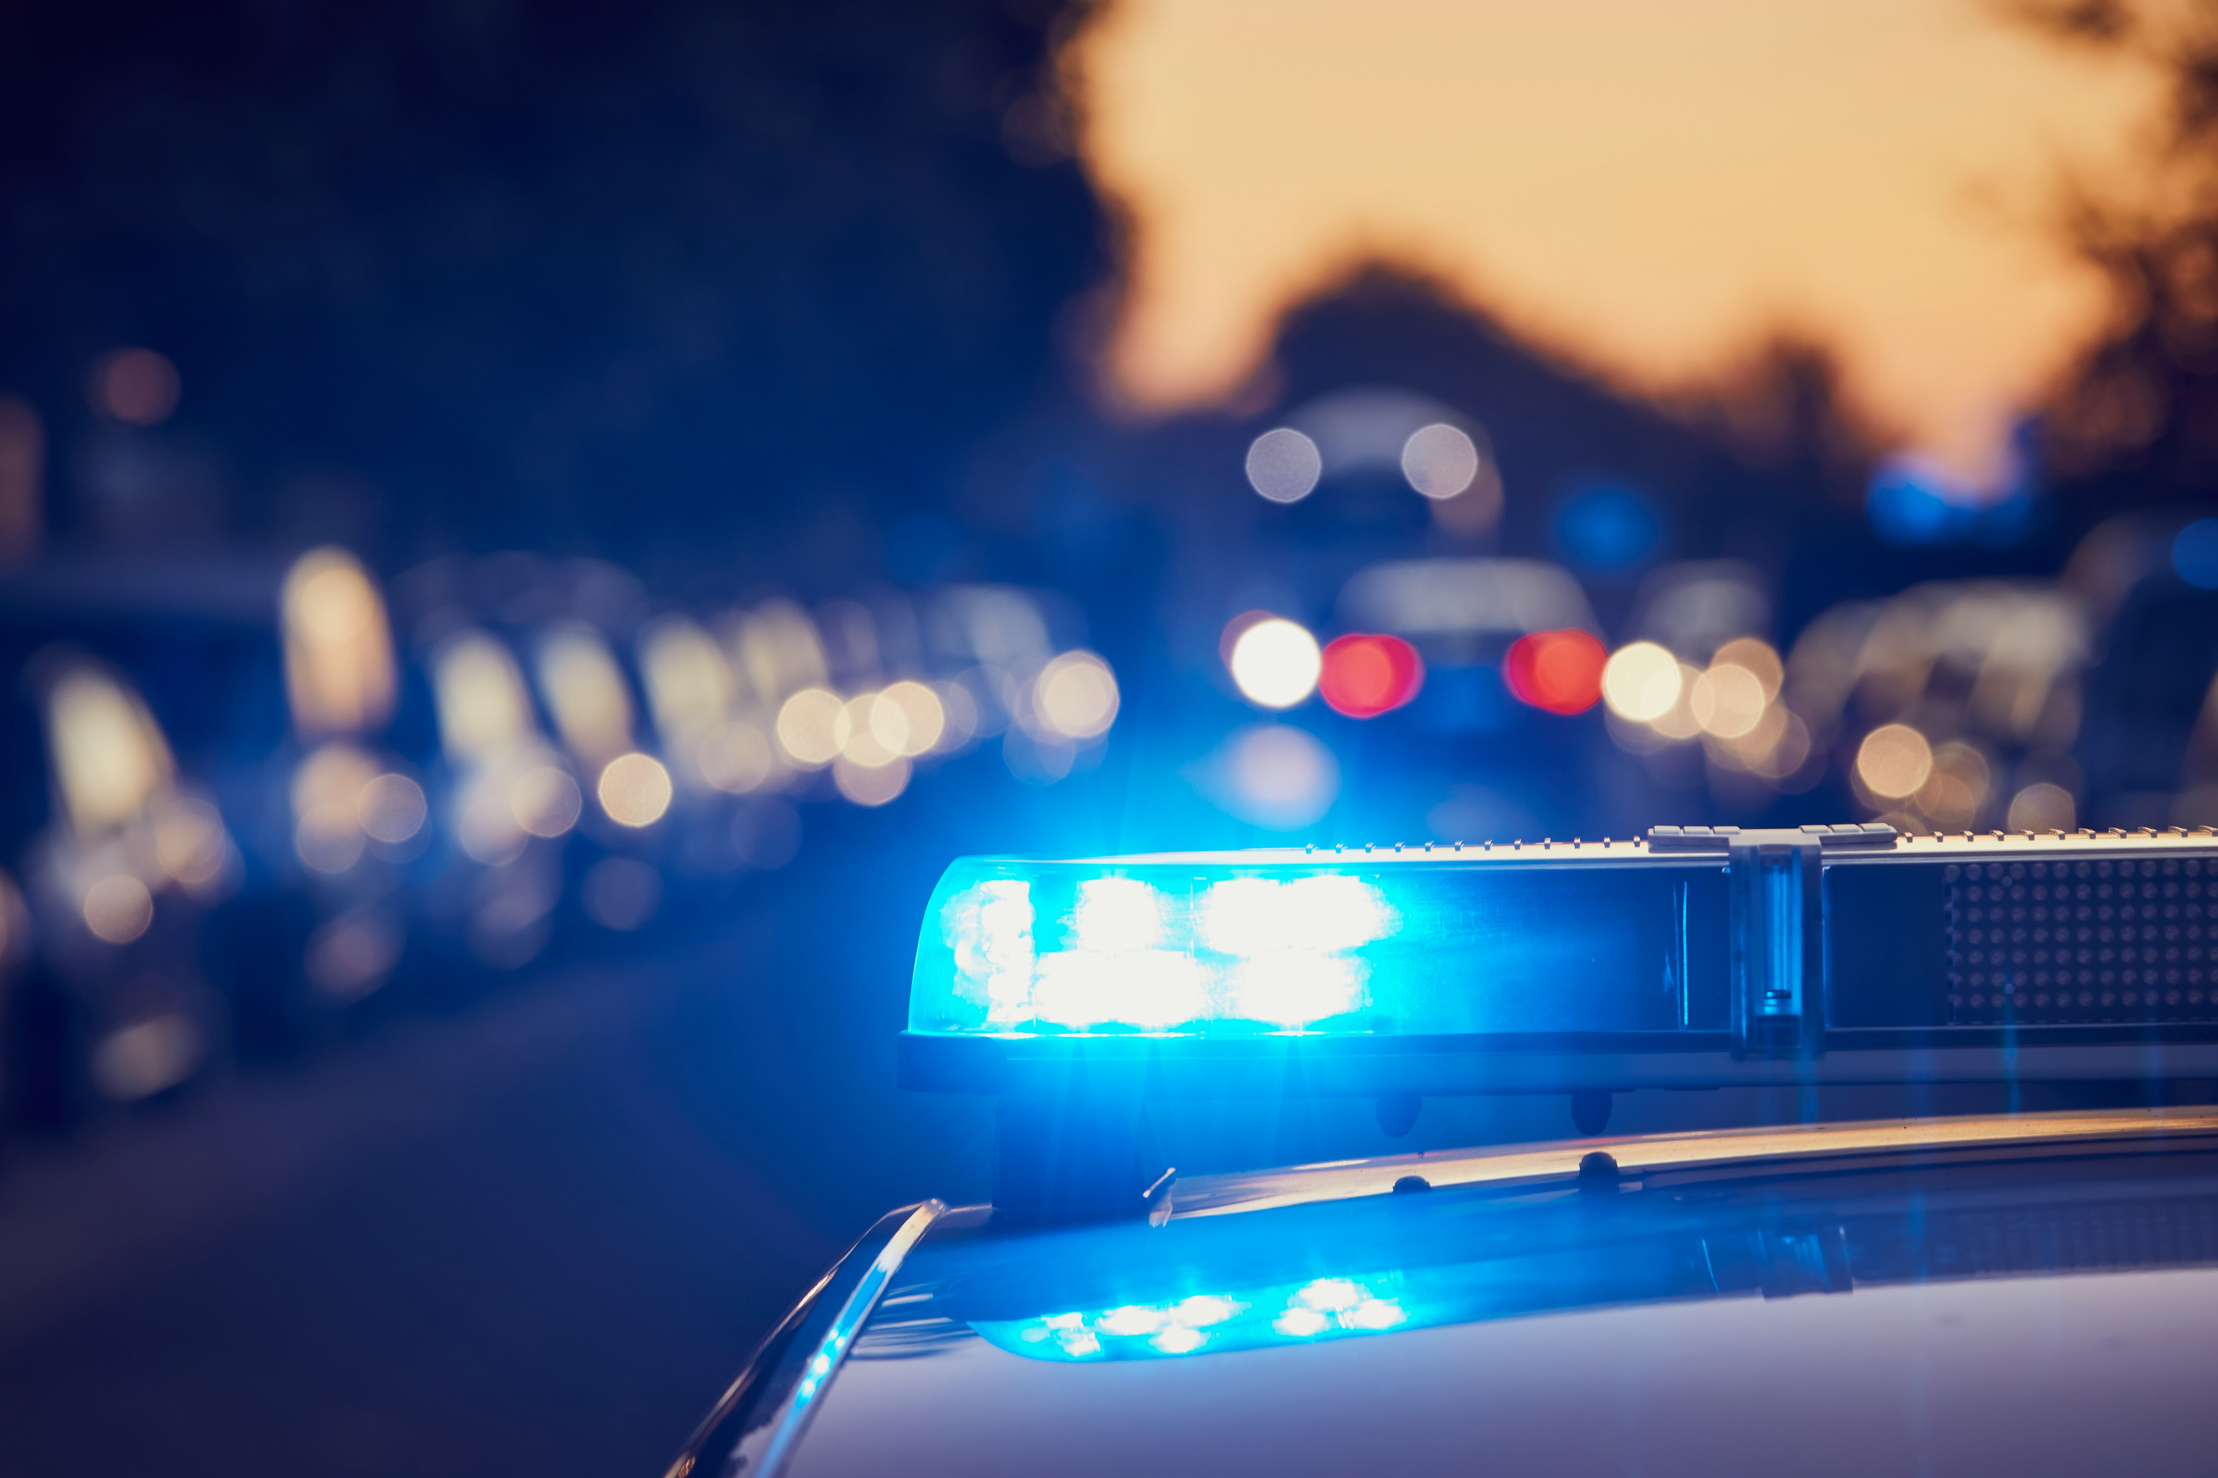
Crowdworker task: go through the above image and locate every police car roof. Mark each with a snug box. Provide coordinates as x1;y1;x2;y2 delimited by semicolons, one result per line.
772;1109;2218;1478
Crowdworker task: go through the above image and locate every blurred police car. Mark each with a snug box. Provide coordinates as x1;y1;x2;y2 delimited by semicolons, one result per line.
672;823;2218;1477
0;545;436;1122
0;554;270;1122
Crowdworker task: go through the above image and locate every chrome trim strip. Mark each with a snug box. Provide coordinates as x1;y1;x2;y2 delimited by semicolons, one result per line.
753;1198;946;1478
661;1266;837;1478
1170;1108;2218;1218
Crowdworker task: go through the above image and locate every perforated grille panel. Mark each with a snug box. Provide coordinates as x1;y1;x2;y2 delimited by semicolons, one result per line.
1946;857;2218;1023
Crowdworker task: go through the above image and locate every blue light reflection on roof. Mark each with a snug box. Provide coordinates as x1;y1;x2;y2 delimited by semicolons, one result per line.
945;1221;1867;1366
974;1273;1411;1363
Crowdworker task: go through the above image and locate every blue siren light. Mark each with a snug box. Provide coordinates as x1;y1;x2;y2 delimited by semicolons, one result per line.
901;826;2218;1101
913;856;1693;1037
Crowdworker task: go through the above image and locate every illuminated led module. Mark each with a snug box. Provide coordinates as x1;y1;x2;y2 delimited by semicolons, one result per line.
937;872;1395;1033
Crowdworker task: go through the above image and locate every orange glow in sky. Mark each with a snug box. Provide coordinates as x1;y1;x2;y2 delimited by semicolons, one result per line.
1073;0;2159;480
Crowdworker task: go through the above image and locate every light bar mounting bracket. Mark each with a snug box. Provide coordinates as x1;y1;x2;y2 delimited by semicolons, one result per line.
1728;831;1827;1058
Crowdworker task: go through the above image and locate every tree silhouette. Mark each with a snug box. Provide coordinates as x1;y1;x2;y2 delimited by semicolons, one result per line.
2014;0;2218;498
0;0;1112;572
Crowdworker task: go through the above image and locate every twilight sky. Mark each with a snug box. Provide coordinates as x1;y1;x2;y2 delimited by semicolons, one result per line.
1073;0;2159;482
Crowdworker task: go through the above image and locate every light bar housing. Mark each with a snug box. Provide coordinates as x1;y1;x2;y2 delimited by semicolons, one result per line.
901;825;2218;1100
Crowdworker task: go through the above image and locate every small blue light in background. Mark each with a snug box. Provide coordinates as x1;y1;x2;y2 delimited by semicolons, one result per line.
1866;459;1961;545
2175;519;2218;589
1866;448;2035;548
1555;482;1660;574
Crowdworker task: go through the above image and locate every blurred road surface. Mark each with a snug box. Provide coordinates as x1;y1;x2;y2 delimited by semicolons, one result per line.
0;868;994;1478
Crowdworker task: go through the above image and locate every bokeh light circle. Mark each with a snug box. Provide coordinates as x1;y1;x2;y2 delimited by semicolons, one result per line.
1600;641;1682;723
841;693;905;768
1035;651;1120;739
834;753;912;806
358;773;427;844
700;721;774;793
1221;724;1339;830
2175;519;2218;589
1228;618;1322;708
1690;662;1767;739
879;680;947;756
774;687;850;768
511;765;583;838
89;347;181;425
1245;428;1323;504
598;752;673;827
1710;637;1783;701
2007;781;2077;833
1503;630;1606;714
1855;723;1934;800
1318;634;1424;718
1400;423;1480;499
153;799;228;886
84;873;154;944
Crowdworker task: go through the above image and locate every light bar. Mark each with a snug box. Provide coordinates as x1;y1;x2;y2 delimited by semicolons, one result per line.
902;825;2218;1100
912;856;1692;1036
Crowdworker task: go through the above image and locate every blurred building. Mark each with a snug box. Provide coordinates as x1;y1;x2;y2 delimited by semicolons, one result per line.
0;0;1112;579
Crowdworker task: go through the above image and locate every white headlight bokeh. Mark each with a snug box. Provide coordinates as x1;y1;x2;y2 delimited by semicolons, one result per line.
1399;423;1480;499
598;752;673;827
1033;651;1120;741
1227;618;1321;709
1600;641;1681;723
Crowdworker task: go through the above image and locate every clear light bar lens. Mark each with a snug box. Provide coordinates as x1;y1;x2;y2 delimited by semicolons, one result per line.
910;856;1705;1037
